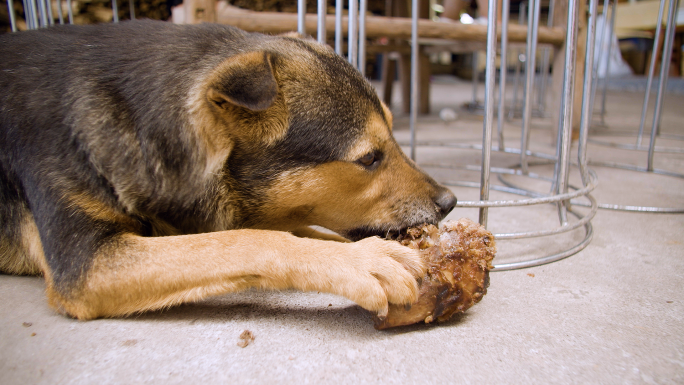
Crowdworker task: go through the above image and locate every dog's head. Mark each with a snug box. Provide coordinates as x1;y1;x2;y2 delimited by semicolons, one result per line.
197;34;456;240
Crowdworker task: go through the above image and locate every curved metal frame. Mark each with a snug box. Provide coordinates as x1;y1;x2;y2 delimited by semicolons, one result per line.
394;0;596;269
574;162;684;213
469;0;684;215
400;0;597;270
416;150;598;271
587;137;684;154
579;0;684;213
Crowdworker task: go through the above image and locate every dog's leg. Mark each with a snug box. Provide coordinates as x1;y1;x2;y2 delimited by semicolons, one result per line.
48;230;424;320
291;226;351;243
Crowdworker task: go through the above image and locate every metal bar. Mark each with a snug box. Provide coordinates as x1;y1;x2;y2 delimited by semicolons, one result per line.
318;0;327;43
599;0;617;125
129;0;135;20
656;0;675;138
496;0;510;151
493;197;596;240
479;0;499;227
448;182;596;240
637;0;666;147
348;0;358;66
23;0;30;29
588;137;684;153
409;0;419;161
37;0;47;27
493;156;684;213
7;0;17;31
445;171;597;208
66;0;73;24
579;0;600;186
298;0;306;35
508;1;526;120
492;219;593;271
359;0;367;75
555;0;580;225
589;0;610;121
648;0;679;171
28;0;39;29
112;0;119;22
519;0;540;175
589;160;684;180
657;61;671;138
335;0;343;55
45;0;54;25
537;0;555;112
56;0;64;24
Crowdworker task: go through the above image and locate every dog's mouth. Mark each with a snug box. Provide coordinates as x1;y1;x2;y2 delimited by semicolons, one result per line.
341;223;432;242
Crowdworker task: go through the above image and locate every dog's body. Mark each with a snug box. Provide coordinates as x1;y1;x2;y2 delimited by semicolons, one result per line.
0;20;456;320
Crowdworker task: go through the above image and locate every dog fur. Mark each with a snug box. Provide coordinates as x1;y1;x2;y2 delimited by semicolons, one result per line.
0;20;456;320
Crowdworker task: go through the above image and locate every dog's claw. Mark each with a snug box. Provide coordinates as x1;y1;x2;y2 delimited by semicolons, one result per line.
376;307;388;321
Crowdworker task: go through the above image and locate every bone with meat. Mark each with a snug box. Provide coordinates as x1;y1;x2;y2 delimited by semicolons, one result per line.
374;218;496;330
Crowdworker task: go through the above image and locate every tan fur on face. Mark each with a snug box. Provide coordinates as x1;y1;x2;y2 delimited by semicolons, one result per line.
259;111;441;234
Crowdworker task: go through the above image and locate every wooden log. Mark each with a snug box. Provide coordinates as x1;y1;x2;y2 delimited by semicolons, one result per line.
184;0;216;23
215;10;566;47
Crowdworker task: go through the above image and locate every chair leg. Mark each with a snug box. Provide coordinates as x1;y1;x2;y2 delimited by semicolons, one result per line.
399;51;431;115
399;53;412;114
381;54;397;109
419;50;431;115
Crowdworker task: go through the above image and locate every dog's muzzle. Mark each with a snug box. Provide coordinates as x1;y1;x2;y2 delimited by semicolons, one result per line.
342;187;457;242
434;186;457;221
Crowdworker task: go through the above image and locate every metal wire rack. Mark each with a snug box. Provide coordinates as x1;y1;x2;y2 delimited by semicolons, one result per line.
400;0;600;270
581;0;684;213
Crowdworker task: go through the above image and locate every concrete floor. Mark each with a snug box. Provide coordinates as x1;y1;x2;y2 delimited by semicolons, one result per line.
1;77;683;384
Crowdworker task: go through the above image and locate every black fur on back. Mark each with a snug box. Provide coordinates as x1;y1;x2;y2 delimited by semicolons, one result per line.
0;20;386;289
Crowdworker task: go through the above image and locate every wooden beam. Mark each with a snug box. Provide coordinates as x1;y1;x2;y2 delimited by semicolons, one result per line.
215;10;566;47
183;0;216;24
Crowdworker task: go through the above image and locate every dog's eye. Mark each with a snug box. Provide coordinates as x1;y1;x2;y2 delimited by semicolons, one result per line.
357;151;382;170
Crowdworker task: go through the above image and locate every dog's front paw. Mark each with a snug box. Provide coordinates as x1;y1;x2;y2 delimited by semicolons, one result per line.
338;237;426;318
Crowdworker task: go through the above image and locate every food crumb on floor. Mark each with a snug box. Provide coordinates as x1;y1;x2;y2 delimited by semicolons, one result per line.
237;330;255;348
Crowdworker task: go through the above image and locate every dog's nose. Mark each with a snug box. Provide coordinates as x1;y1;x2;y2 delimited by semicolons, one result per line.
435;187;457;219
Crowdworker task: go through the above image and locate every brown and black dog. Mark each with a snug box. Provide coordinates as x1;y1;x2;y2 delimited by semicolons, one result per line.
0;20;456;321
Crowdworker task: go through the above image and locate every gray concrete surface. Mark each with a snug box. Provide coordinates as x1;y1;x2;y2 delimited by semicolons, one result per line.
2;78;683;384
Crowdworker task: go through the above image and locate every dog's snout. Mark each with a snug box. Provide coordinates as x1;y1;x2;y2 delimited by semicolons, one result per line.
435;187;457;219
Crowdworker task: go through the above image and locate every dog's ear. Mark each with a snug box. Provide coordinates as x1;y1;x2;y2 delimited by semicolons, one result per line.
208;51;278;112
